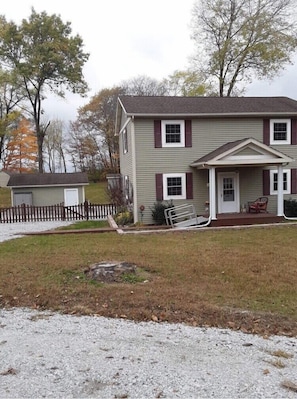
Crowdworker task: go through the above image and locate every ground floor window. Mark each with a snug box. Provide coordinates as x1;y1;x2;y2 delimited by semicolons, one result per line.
163;173;186;200
270;169;291;194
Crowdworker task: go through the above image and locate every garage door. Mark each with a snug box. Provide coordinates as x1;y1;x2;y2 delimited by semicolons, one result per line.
13;192;33;206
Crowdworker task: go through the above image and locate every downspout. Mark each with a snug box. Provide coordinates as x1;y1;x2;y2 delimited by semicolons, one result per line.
130;116;138;223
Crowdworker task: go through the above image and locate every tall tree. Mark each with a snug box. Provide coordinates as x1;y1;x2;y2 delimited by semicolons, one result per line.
3;117;38;172
0;69;24;164
67;120;102;180
43;119;67;173
0;9;89;171
191;0;297;96
121;75;168;96
162;69;214;96
74;87;124;175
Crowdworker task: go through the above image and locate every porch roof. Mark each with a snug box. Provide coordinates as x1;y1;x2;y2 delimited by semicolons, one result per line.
190;138;294;168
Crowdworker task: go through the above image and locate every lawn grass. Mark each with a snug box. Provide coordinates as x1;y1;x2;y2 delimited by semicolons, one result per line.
0;187;11;207
85;181;109;203
0;224;297;336
57;220;109;230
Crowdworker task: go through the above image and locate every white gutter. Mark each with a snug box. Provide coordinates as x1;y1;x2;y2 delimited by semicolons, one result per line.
118;117;132;136
124;112;297;118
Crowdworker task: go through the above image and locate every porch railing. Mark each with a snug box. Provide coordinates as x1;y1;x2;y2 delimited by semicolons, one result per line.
0;202;118;223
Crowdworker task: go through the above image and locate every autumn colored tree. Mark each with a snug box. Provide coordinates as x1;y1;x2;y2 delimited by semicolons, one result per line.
73;87;125;175
67;120;102;180
3;117;38;172
0;9;89;172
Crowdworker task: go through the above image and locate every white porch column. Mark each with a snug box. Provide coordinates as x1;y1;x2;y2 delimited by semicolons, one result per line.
209;167;217;220
277;164;284;216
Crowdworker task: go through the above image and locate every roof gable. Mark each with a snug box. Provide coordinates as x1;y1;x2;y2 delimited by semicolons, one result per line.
191;138;294;167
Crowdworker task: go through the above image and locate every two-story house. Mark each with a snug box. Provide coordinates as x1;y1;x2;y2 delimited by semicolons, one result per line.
115;96;297;225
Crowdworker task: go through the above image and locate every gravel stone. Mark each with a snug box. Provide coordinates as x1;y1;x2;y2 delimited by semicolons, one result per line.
0;308;296;398
0;222;296;398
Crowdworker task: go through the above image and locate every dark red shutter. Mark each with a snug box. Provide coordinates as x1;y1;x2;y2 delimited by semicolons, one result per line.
263;170;270;195
185;120;192;148
291;169;297;194
155;174;163;200
263;119;270;145
154;120;162;148
186;172;193;199
291;119;297;145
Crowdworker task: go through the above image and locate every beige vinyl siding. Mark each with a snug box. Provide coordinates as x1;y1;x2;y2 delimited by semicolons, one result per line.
120;115;296;223
238;168;263;210
119;118;133;179
192;118;263;154
133;118;267;223
11;186;85;206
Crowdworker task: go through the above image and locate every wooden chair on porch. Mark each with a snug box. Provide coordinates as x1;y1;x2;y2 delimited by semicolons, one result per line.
248;197;268;213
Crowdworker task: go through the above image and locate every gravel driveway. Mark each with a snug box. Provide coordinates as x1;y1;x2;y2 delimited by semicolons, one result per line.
0;222;297;398
0;221;73;242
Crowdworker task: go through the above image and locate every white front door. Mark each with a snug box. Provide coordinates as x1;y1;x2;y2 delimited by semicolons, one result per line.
218;172;239;213
64;189;79;206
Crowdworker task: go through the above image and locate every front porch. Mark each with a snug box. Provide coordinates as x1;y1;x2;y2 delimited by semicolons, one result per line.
209;212;285;227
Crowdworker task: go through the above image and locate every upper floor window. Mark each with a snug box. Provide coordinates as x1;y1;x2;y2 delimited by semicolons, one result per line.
270;119;291;145
122;128;128;154
270;169;291;194
161;120;185;147
163;173;186;200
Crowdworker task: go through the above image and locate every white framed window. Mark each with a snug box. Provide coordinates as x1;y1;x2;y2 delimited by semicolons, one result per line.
161;120;185;147
270;169;291;194
270;119;291;145
122;128;128;154
124;175;129;201
163;173;186;200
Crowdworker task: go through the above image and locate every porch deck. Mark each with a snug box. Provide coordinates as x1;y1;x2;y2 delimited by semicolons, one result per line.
209;212;285;227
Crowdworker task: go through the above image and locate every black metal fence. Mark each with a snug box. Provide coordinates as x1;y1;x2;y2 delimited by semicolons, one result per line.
0;202;117;223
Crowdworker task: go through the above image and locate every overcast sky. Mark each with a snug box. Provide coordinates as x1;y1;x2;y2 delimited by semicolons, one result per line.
1;0;297;122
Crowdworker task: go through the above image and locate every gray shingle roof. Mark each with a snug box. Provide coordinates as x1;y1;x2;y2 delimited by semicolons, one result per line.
7;173;89;187
119;96;297;116
192;139;248;164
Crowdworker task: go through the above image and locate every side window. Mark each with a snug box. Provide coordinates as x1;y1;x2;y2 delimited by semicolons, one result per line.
270;169;291;194
270;119;291;145
163;173;186;200
122;128;128;154
161;120;185;147
124;175;129;201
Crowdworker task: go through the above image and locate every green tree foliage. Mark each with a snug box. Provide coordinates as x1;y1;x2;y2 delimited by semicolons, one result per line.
0;8;89;171
191;0;297;96
0;69;24;165
162;69;214;96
